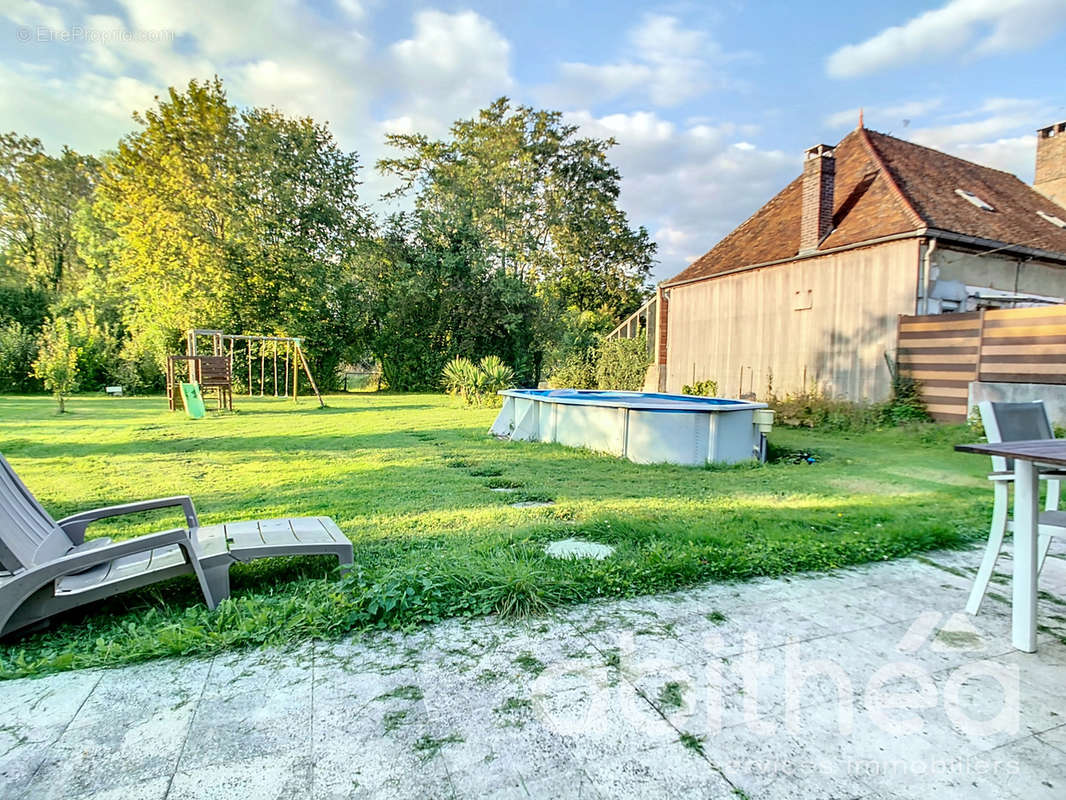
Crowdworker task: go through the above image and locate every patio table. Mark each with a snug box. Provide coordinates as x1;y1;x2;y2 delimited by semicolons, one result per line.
955;439;1066;652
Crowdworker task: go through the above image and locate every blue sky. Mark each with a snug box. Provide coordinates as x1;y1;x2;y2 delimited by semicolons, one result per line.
2;0;1065;281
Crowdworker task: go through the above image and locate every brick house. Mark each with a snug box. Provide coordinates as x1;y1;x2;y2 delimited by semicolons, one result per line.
614;121;1066;405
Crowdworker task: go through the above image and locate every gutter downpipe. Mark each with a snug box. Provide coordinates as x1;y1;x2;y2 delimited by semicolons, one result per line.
922;238;938;314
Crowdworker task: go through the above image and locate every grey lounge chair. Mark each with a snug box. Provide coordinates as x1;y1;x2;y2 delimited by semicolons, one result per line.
0;454;353;637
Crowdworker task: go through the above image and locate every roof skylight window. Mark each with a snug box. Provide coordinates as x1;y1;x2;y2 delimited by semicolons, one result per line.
1037;209;1066;228
955;188;994;211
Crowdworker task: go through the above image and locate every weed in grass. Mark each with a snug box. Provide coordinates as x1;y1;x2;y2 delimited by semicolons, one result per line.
705;611;728;624
492;695;533;727
445;459;471;469
602;648;621;670
413;733;463;761
512;652;546;677
475;669;505;684
474;556;565;618
678;731;706;756
493;696;532;727
383;710;409;732
657;681;685;712
468;466;504;477
374;684;423;702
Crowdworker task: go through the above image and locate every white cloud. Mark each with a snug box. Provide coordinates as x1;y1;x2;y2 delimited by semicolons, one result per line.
938;136;1034;178
547;14;735;108
564;110;794;281
872;96;1052;179
385;10;513;137
826;0;1066;78
5;0;64;29
824;99;943;130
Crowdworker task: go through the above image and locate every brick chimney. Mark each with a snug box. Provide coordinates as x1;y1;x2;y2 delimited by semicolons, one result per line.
1035;121;1066;209
800;144;836;254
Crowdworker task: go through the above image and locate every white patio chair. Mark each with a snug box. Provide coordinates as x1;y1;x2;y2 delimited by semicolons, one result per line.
965;401;1066;614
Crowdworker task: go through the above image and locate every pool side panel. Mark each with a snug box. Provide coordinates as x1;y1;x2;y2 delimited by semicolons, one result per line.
554;404;626;456
708;408;758;464
626;410;707;466
489;396;516;437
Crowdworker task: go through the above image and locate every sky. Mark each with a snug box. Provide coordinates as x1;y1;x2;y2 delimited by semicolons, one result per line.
2;0;1066;283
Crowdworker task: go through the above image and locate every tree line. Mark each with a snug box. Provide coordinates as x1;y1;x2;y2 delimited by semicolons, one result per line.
0;77;655;398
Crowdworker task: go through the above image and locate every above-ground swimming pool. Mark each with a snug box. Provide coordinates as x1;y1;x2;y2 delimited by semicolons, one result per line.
489;389;773;466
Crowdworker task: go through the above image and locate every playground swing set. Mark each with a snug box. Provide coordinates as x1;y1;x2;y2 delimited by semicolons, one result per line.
166;329;323;418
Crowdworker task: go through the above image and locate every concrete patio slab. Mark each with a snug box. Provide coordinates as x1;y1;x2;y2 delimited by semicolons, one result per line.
1;544;1065;799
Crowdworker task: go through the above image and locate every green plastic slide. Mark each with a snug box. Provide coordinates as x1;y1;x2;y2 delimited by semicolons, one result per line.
180;382;206;419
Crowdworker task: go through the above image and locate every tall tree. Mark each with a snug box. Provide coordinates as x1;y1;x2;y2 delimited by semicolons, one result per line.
353;213;540;390
378;98;655;318
96;78;370;382
0;134;99;291
97;78;239;357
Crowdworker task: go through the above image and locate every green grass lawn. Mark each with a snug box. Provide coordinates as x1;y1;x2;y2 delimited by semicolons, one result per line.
0;393;992;677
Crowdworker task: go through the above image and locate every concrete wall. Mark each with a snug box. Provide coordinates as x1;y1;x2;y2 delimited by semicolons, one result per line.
664;238;919;402
969;381;1066;427
930;246;1066;299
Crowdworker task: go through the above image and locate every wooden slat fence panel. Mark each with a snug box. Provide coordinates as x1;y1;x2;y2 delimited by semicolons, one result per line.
979;306;1066;385
898;305;1066;423
898;311;982;423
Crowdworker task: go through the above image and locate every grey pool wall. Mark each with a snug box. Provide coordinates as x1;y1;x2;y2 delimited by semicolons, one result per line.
489;389;772;466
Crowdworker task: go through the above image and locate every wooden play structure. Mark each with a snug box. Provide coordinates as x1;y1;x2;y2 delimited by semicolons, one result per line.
166;329;323;411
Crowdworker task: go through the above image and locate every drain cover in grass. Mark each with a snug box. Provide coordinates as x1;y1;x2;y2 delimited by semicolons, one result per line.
511;500;555;508
490;487;517;493
545;538;614;560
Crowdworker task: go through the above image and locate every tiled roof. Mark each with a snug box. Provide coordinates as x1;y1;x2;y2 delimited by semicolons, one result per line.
663;127;1066;287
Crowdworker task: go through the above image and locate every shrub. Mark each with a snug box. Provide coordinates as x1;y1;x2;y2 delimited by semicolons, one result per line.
682;379;719;397
547;355;597;389
0;322;40;392
767;386;882;431
478;355;515;399
33;318;80;412
114;341;166;394
595;338;649;390
442;356;476;398
441;355;515;406
881;355;931;426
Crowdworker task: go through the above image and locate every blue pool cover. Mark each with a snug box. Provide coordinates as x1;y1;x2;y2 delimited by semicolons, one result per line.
499;388;766;412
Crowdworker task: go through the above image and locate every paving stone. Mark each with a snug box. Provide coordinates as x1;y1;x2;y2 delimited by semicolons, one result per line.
18;712;189;800
0;737;53;798
178;648;312;772
991;734;1066;800
699;716;875;800
471;768;601;799
1035;722;1066;754
582;740;736;799
83;776;170;800
167;755;311;800
67;657;210;731
0;668;101;744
